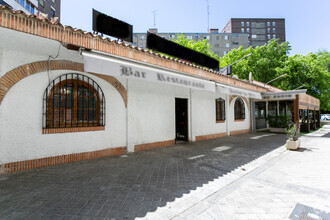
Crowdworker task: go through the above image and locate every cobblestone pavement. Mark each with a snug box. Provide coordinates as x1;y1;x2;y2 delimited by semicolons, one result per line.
0;132;287;219
143;126;330;220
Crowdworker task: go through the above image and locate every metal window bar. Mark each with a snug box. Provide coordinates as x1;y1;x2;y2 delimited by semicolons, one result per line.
59;75;61;127
65;74;67;127
43;73;105;129
87;77;89;127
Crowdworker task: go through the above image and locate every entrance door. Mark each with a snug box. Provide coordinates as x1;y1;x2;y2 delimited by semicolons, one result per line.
255;102;267;129
175;98;188;141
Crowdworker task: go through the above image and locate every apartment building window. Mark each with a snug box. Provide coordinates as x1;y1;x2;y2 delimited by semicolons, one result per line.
187;36;193;40
273;34;276;39
39;0;45;7
273;28;276;32
224;35;228;40
252;34;257;39
140;36;144;40
233;34;238;38
50;8;55;18
267;28;270;33
241;22;244;27
246;22;250;26
204;36;210;40
246;28;250;33
268;34;271;40
140;44;143;48
233;42;238;46
241;28;244;33
216;98;226;121
248;41;250;46
194;35;199;38
272;21;276;26
226;43;230;48
216;36;220;40
132;42;136;46
267;22;270;26
169;34;175;38
223;51;228;56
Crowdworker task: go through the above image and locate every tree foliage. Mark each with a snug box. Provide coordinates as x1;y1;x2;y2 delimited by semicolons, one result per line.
174;35;330;112
221;39;330;112
174;34;219;60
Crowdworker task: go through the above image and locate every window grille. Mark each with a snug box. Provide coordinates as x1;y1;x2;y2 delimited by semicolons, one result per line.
43;73;105;128
216;98;226;121
234;98;245;120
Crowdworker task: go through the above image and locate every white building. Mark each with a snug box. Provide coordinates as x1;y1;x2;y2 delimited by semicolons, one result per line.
0;6;319;174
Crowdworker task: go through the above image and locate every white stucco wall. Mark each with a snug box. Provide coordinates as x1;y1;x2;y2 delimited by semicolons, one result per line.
0;27;253;164
192;90;227;137
0;70;127;163
228;97;251;132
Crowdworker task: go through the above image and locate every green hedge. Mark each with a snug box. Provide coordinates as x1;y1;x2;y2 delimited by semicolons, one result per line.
267;115;291;128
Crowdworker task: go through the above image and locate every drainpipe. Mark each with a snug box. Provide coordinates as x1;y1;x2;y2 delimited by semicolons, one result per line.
266;101;269;128
226;94;230;136
126;79;131;152
189;88;193;141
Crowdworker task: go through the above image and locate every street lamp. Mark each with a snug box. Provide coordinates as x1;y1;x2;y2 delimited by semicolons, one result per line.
220;53;252;75
265;73;287;86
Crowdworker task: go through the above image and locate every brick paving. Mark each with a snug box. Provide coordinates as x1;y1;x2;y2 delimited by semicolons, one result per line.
0;132;287;219
144;126;330;220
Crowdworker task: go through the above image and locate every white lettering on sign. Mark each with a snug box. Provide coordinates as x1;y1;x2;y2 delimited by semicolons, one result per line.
83;52;215;92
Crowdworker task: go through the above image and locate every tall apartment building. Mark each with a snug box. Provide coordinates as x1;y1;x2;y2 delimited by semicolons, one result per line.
222;18;285;47
133;28;249;57
0;0;61;21
38;0;61;22
0;0;38;15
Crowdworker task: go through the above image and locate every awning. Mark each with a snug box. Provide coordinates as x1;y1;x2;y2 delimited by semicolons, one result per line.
261;89;306;100
83;51;215;92
216;83;262;99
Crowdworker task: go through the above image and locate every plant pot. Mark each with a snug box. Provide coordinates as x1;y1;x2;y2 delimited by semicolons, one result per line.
286;139;300;150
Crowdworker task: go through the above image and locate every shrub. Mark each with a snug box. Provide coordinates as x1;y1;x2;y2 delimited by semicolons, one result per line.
286;123;300;141
267;115;291;128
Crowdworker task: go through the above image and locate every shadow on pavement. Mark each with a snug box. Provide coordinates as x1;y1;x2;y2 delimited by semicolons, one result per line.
0;133;286;219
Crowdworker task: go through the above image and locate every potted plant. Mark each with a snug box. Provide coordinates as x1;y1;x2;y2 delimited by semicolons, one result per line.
286;123;301;150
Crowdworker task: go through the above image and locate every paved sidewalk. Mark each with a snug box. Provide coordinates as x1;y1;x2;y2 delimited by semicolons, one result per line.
143;125;330;220
0;126;329;219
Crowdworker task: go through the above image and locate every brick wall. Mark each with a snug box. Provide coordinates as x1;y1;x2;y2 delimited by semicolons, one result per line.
0;60;127;108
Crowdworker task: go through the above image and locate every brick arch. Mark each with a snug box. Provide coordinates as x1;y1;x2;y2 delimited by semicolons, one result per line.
229;95;249;109
0;60;127;108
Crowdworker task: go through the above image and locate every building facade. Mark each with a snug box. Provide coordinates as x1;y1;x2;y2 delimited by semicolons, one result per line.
0;0;38;15
37;0;61;21
133;29;249;57
222;18;285;47
0;0;60;21
0;6;319;175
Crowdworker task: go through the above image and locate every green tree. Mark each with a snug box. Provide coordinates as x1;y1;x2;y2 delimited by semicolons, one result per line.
174;34;219;60
276;53;330;112
221;40;329;112
220;39;290;83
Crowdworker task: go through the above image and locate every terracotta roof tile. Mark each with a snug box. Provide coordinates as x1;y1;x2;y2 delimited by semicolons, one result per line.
0;5;272;93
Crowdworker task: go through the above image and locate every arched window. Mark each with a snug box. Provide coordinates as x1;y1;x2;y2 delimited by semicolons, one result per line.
234;98;245;120
43;73;105;128
216;98;226;121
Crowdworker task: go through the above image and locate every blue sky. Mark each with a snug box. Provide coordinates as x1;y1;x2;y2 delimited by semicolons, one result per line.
61;0;330;56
